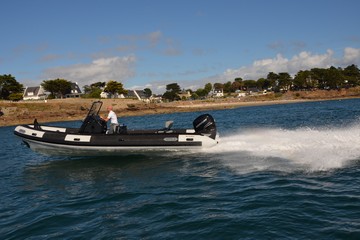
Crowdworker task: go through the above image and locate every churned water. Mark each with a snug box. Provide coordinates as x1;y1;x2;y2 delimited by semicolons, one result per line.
1;99;360;239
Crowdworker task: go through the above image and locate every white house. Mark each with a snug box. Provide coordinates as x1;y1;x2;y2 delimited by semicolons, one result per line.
100;92;125;99
126;90;152;101
211;88;224;98
23;86;47;100
24;82;82;100
237;92;246;97
100;91;110;98
65;82;83;98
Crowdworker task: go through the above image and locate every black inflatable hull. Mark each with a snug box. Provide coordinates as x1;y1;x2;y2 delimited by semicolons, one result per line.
14;123;218;157
14;102;218;156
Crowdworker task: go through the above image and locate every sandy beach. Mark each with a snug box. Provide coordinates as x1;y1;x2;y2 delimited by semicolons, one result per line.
1;88;360;127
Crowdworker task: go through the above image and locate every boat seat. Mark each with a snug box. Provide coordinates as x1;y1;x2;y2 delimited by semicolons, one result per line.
114;124;127;134
164;120;173;130
156;121;174;133
157;130;174;134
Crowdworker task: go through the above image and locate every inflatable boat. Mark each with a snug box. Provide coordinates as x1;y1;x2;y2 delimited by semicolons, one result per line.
14;101;218;156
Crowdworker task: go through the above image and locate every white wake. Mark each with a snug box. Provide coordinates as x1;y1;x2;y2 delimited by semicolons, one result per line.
204;123;360;172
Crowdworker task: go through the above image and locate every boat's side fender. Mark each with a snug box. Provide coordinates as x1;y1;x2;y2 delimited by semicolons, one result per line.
178;134;218;147
64;134;92;142
14;126;45;138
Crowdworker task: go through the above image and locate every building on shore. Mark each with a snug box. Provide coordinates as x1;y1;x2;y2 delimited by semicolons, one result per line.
23;86;47;100
65;82;83;98
101;89;152;102
23;82;82;100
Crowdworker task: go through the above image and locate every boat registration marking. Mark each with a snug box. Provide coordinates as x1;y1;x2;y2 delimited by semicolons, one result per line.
65;135;91;142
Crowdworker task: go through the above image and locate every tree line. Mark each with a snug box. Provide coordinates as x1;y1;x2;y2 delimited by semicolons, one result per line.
1;64;359;101
202;64;360;95
164;64;360;101
82;81;152;99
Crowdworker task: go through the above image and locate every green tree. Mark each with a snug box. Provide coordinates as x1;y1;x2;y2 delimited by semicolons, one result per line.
223;81;232;93
213;83;224;90
144;88;152;97
243;80;257;89
162;91;180;101
41;79;58;97
0;74;24;100
162;83;181;101
234;77;244;90
83;85;92;95
234;77;243;82
89;88;102;98
256;78;271;90
204;83;212;94
166;83;181;93
104;80;127;97
293;70;312;90
310;68;327;89
41;78;72;98
278;72;292;91
91;82;106;88
83;81;107;98
343;64;360;86
267;72;279;90
57;79;72;98
8;92;23;101
326;66;343;89
231;81;241;92
191;92;199;100
195;88;207;97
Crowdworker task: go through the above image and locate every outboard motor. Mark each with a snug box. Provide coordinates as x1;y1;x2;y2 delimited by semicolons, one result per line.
193;114;217;140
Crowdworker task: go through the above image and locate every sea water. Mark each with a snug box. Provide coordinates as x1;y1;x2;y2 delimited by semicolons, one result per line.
1;99;360;239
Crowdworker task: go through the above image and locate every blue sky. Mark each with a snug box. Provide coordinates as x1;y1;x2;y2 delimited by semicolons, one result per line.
1;0;360;93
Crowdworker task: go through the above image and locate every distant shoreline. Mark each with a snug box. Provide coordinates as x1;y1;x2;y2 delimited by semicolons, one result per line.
1;88;360;127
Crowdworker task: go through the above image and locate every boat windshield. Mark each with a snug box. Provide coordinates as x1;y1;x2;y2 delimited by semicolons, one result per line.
87;101;103;117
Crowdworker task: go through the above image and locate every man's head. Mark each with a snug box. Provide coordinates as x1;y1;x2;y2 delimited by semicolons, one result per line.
107;106;113;111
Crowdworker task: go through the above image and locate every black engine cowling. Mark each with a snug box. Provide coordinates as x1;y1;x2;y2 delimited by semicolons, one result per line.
193;114;217;140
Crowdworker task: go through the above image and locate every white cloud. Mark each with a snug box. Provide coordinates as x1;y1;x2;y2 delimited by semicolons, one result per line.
147;31;162;47
40;48;360;94
117;30;163;49
164;47;360;92
221;48;360;81
342;47;360;65
42;55;136;86
131;48;360;94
